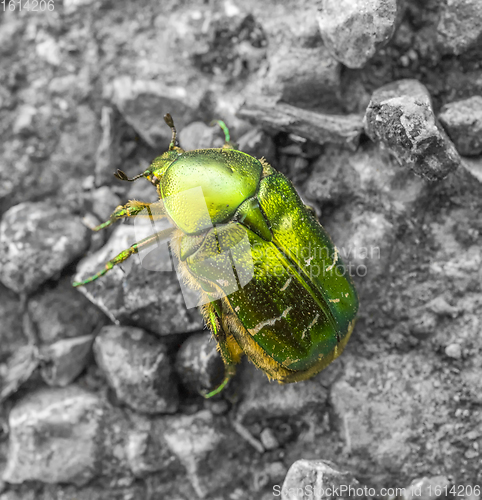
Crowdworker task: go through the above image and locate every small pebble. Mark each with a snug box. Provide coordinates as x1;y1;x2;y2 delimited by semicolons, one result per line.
445;343;462;360
260;428;279;451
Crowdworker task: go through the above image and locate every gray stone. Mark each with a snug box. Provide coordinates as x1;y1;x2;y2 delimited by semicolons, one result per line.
74;225;203;335
163;410;248;498
176;332;224;395
94;325;179;414
125;414;181;477
0;344;38;403
106;77;199;149
236;361;332;425
89;186;121;222
178;121;223;151
436;0;482;55
3;386;104;486
263;45;341;110
444;343;462;360
40;334;94;386
318;0;405;68
259;428;279;451
439;96;482;156
281;459;365;500
12;105;36;136
0;285;39;402
364;79;461;180
0;202;90;294
236;128;276;165
29;279;107;344
409;310;438;339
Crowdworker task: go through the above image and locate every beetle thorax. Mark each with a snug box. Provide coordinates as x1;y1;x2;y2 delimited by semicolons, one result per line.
160;148;263;235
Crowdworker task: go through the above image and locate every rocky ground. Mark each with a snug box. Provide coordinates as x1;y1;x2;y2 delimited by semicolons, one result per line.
0;0;482;499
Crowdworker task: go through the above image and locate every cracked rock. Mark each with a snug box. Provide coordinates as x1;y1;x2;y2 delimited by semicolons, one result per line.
94;325;179;414
364;79;461;180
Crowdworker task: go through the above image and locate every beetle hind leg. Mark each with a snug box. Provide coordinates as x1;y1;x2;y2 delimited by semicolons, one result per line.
201;301;242;398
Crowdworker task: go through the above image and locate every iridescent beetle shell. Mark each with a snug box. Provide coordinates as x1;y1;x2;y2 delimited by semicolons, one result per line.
74;114;358;397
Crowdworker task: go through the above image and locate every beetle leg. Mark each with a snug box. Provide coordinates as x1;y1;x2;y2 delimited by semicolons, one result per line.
91;200;167;232
202;303;239;398
210;120;236;150
73;228;174;287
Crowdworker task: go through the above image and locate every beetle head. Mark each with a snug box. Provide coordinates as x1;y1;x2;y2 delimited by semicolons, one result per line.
113;113;184;188
113;148;182;194
146;149;182;187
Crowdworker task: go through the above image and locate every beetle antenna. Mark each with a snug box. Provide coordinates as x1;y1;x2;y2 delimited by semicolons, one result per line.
164;113;180;150
114;169;149;182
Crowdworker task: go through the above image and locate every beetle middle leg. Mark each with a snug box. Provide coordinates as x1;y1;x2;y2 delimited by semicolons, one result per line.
92;200;167;232
73;228;174;287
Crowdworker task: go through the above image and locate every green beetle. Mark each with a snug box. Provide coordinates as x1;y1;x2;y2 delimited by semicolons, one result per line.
74;114;358;397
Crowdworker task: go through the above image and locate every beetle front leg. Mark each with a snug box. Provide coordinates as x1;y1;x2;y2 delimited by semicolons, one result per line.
92;200;167;232
202;302;241;398
73;228;173;287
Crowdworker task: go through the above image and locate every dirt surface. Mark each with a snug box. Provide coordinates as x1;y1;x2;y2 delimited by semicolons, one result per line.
0;0;482;499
